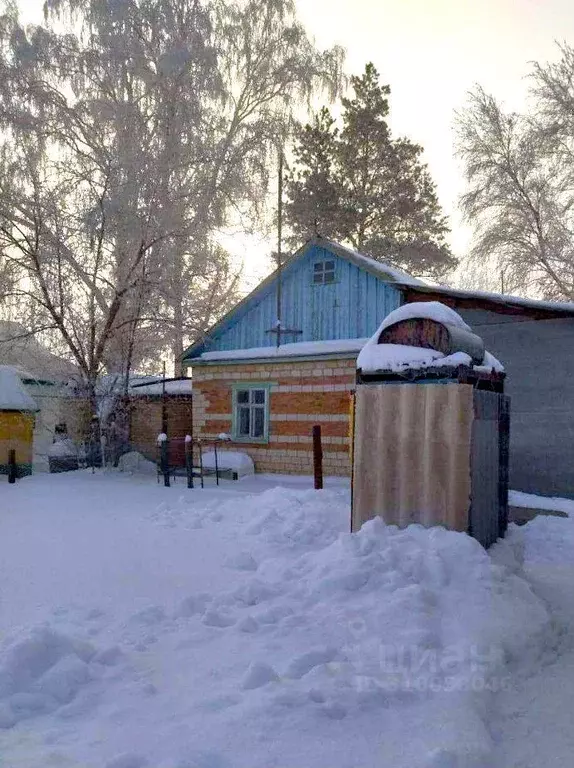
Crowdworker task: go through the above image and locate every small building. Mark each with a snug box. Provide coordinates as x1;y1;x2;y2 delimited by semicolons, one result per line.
0;365;39;477
0;322;84;471
352;303;509;548
182;236;574;496
127;378;193;466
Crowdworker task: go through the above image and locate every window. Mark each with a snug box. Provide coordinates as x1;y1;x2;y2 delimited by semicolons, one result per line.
233;385;269;442
313;260;336;284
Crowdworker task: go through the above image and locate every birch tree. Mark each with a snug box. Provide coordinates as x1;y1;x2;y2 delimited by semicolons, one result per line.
457;44;574;300
0;0;344;391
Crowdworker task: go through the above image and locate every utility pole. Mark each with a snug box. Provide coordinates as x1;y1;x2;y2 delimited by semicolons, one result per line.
276;148;283;349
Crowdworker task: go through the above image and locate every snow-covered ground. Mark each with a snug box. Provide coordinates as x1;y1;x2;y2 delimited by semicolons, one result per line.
0;472;573;768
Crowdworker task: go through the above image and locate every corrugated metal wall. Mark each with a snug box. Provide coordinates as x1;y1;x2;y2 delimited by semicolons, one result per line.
206;244;402;352
352;383;509;548
352;384;474;534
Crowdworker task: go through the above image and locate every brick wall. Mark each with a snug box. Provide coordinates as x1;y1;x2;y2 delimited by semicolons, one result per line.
129;396;193;466
191;358;355;476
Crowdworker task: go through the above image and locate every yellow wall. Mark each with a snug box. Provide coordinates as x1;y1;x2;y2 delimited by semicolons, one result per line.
0;411;35;471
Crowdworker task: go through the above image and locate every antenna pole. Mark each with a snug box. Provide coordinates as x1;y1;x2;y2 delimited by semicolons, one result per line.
161;360;167;433
276;148;283;349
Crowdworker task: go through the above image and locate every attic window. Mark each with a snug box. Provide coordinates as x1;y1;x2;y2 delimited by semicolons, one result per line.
313;260;335;284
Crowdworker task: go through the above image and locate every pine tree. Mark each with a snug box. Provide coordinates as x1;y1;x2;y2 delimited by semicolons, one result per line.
285;108;341;244
286;63;457;280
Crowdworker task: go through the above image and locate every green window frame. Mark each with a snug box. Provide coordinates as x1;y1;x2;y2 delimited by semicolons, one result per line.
232;383;271;443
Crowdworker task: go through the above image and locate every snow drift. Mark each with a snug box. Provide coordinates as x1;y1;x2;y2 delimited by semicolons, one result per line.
0;476;556;768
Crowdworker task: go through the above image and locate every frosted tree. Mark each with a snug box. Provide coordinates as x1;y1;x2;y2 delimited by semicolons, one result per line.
457;44;574;300
0;0;344;391
286;63;456;280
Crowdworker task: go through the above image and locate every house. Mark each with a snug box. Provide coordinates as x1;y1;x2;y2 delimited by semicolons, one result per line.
127;377;193;466
182;237;422;476
0;365;39;477
0;323;86;471
182;236;574;496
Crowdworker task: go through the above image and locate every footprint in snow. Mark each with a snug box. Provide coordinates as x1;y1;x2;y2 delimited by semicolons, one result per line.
253;604;294;625
285;647;339;679
321;702;347;720
202;609;236;628
175;750;230;768
236;615;259;633
175;593;211;618
105;754;148;768
225;552;258;572
129;605;166;626
241;662;279;690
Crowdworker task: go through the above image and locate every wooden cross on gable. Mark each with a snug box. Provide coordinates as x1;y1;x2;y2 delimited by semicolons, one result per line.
266;321;302;348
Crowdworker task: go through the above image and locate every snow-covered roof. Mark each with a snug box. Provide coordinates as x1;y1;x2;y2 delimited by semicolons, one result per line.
0;321;76;382
182;237;427;363
376;301;472;334
200;338;368;363
0;365;39;411
319;238;426;286
357;302;504;374
130;378;193;395
401;283;574;316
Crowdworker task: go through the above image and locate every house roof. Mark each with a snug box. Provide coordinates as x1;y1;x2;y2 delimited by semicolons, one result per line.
399;283;574;318
181;236;424;362
0;365;39;411
129;377;193;395
181;236;574;365
315;239;425;286
196;338;368;365
0;321;77;382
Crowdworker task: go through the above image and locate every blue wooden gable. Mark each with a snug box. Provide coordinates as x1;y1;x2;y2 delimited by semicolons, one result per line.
182;238;407;360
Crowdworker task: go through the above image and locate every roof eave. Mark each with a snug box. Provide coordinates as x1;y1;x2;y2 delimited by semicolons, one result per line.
184;350;360;367
180;238;320;362
398;283;574;318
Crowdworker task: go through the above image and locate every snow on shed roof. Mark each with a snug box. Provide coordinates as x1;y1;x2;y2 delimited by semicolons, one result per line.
129;378;193;395
376;301;472;334
200;338;368;363
356;302;504;374
0;365;39;411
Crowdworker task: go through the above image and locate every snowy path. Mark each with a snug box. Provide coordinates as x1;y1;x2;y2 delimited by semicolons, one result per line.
1;472;573;768
492;515;574;768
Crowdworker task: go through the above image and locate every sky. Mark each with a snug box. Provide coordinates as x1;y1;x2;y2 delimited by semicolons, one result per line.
17;0;574;284
295;0;574;259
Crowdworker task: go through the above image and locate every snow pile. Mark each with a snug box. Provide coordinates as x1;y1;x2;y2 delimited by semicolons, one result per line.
377;301;472;334
0;627;121;728
47;438;77;458
118;450;157;475
202;450;254;476
507;513;574;567
0;364;39;411
357;302;504;374
0;474;560;767
509;490;574;517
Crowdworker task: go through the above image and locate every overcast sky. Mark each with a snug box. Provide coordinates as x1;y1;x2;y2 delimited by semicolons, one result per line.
17;0;574;277
295;0;574;257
